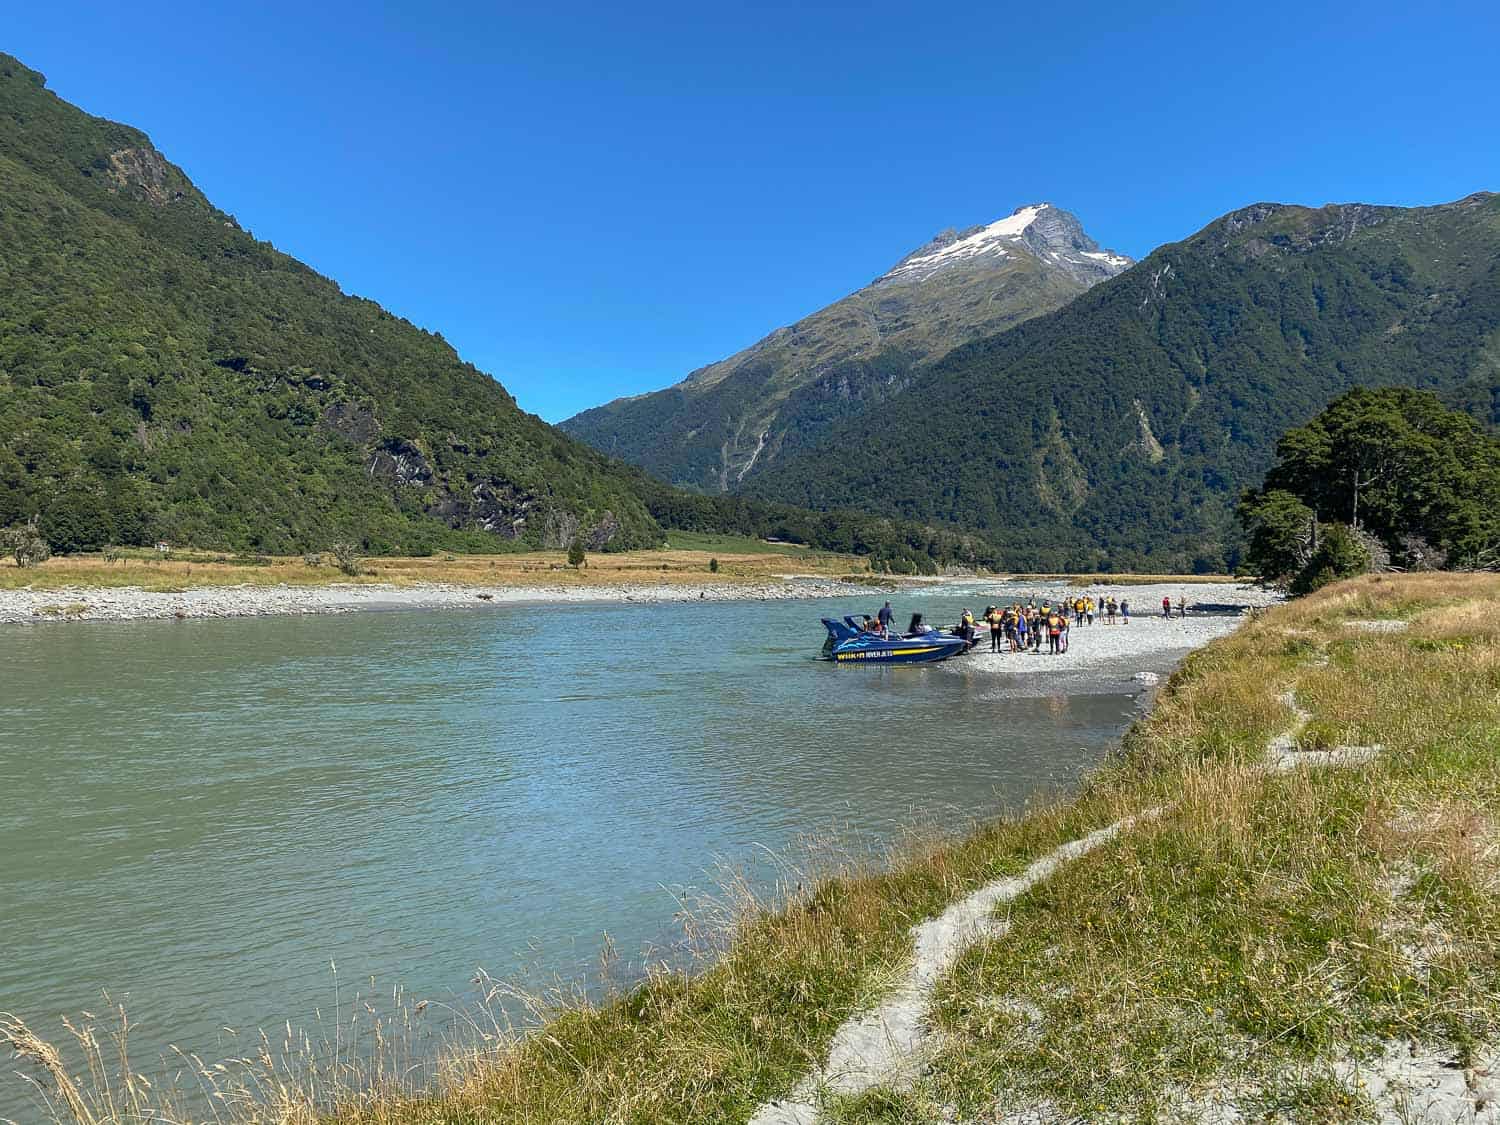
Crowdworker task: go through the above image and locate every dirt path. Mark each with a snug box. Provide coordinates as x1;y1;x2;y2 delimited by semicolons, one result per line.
748;811;1160;1125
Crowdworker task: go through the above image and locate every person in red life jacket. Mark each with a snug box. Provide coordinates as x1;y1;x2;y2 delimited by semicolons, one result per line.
1163;595;1172;617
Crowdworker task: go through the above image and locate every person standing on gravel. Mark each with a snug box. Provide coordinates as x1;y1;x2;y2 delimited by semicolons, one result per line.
1178;595;1187;618
1162;594;1172;618
1121;598;1131;624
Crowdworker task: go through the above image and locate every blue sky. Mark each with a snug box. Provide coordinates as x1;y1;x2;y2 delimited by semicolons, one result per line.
8;1;1500;421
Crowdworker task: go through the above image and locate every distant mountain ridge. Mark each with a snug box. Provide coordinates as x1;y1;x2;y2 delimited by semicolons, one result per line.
744;192;1500;571
562;204;1132;490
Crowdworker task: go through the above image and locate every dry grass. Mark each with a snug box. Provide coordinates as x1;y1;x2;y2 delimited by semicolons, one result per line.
876;572;1500;1122
1;800;1117;1125
0;545;870;594
6;573;1499;1124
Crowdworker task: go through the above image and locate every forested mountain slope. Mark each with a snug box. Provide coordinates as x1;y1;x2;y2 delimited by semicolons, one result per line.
0;53;660;553
745;193;1500;571
562;205;1130;491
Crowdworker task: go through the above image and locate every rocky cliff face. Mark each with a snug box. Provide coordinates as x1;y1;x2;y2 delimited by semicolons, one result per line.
105;146;191;206
563;204;1131;491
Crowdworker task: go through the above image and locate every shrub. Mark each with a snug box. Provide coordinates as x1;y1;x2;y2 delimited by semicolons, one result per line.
303;552;323;567
1;519;51;568
329;540;363;577
1237;489;1316;584
709;557;719;573
567;539;586;568
1290;522;1371;596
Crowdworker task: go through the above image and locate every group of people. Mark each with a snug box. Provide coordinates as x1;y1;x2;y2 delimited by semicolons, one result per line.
962;594;1147;652
967;602;1069;654
865;589;1192;659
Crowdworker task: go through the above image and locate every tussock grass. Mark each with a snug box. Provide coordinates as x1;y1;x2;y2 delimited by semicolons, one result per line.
6;573;1500;1124
0;545;867;594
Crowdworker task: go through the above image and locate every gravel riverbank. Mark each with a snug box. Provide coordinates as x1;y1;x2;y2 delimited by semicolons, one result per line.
0;576;869;624
929;581;1281;689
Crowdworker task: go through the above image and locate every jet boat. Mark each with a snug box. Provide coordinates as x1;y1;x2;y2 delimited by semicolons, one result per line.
819;615;969;664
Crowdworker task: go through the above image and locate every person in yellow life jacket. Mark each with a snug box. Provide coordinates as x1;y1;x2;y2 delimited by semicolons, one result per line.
1047;611;1063;654
1073;596;1085;626
1085;596;1095;625
958;608;976;644
985;606;1004;652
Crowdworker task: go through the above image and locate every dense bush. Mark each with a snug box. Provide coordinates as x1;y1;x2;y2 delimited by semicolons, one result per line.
1241;388;1500;590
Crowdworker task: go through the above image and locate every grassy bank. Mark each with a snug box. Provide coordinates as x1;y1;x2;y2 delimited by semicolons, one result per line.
0;539;868;594
0;546;1243;597
5;573;1498;1123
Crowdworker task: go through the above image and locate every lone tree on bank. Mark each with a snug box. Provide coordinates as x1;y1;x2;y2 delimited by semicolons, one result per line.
567;538;586;568
1;519;51;568
329;540;364;577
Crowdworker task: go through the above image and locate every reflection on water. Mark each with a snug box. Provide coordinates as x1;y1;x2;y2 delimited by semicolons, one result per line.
1;588;1142;1100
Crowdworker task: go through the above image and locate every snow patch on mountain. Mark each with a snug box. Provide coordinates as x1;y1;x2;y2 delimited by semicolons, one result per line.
879;205;1046;283
876;203;1132;288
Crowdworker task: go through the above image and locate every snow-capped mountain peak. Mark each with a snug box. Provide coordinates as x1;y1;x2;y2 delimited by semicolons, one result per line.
876;203;1131;287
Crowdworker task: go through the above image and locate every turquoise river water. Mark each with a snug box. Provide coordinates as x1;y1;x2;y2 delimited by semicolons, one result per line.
1;584;1161;1111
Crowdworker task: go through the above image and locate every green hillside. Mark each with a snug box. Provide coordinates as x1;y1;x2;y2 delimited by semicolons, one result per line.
745;194;1500;571
0;53;661;554
562;205;1129;491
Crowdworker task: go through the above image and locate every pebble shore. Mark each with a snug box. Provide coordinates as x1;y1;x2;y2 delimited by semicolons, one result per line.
0;577;872;624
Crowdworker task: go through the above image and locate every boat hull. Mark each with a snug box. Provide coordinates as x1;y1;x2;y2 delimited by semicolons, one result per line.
819;617;968;664
830;643;966;664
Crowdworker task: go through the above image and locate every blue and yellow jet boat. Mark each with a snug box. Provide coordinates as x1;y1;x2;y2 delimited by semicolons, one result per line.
819;615;969;664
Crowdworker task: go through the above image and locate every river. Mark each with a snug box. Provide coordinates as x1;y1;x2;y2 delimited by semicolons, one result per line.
1;583;1159;1113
